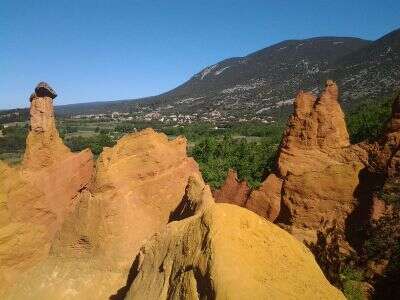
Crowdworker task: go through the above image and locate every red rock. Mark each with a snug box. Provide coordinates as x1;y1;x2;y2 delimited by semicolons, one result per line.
213;169;250;206
370;196;388;221
213;169;282;221
266;81;367;243
246;174;282;221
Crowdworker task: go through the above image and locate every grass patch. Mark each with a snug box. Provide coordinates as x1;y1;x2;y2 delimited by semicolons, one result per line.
340;266;364;300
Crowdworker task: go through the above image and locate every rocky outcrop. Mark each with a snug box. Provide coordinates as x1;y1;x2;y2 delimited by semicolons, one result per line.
0;83;94;290
4;81;383;299
246;173;282;221
3;179;344;300
277;80;351;177
242;81;369;244
214;81;367;242
3;128;202;299
52;128;200;261
213;170;282;221
213;169;250;206
126;201;344;299
23;83;70;170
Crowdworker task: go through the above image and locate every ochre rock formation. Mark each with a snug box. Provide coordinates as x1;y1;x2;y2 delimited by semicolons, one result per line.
214;81;359;233
246;173;282;221
223;81;369;244
23;83;70;170
275;81;369;243
2;81;368;299
0;83;94;290
51;128;201;263
3;128;202;299
213;169;250;206
213;170;282;221
273;84;400;246
126;202;344;299
277;80;351;177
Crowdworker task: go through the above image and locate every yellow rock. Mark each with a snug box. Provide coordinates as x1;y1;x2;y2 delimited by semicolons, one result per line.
2;130;202;299
126;203;345;300
0;86;94;291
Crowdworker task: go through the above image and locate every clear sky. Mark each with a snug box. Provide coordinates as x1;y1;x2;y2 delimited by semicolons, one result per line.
1;0;399;109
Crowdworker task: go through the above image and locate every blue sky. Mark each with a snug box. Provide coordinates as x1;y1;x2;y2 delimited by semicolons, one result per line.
1;1;399;109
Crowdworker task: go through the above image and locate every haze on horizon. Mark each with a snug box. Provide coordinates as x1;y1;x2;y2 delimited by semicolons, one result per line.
1;0;399;110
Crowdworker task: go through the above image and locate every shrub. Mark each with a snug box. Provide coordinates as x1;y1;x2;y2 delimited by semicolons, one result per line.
346;96;392;143
191;135;279;189
340;267;364;300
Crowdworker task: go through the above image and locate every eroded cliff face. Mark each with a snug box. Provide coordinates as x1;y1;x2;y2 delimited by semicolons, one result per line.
0;83;94;290
52;128;201;262
2;95;203;298
213;82;400;298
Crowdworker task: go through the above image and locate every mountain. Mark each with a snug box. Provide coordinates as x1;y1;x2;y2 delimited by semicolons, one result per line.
140;28;400;121
335;28;400;101
1;28;399;122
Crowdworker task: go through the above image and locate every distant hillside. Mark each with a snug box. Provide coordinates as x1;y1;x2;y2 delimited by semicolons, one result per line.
142;28;399;120
2;28;399;122
146;36;371;119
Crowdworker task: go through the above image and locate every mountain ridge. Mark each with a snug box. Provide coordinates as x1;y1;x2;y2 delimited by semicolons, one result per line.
1;28;399;123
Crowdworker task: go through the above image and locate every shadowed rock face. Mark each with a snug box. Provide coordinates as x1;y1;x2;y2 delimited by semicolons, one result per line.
0;83;94;290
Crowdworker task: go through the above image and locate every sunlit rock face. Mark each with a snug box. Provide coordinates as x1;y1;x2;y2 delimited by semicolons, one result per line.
126;200;345;300
214;81;366;244
6;81;395;299
0;82;94;291
2;119;202;298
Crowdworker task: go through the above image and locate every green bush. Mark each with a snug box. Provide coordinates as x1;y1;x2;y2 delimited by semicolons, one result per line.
0;125;27;153
340;267;364;300
65;133;115;155
191;135;279;189
378;177;400;205
346;96;392;143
